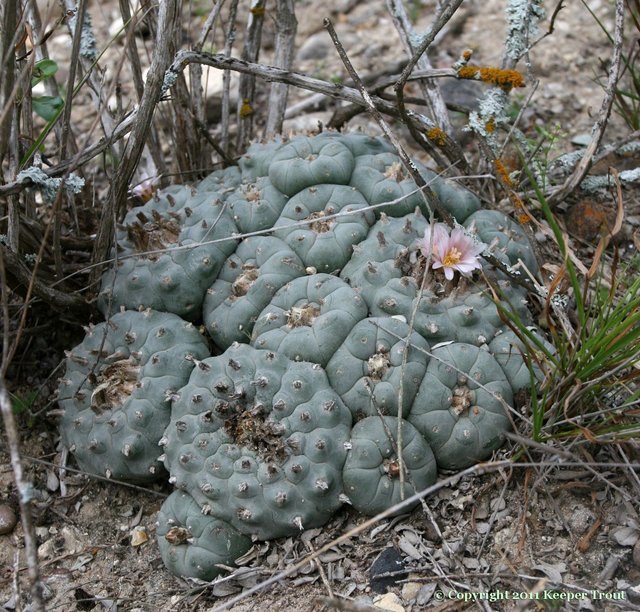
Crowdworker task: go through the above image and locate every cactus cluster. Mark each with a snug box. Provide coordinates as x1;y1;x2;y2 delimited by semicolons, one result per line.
57;132;549;580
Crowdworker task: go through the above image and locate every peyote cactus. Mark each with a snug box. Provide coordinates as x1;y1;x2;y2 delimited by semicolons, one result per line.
97;186;239;320
464;209;539;276
273;184;375;273
325;316;430;421
350;153;481;222
225;176;289;234
342;416;437;517
203;236;306;349
409;343;513;470
57;309;209;482
489;328;554;392
341;212;531;346
251;273;368;367
157;490;252;581
58;131;552;579
161;343;352;540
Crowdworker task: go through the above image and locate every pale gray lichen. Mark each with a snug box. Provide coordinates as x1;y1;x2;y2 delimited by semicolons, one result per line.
468;88;510;148
24;253;38;265
408;27;432;50
68;6;98;62
580;168;640;191
619;141;640;155
161;70;179;96
17;167;85;204
550;293;569;310
551;150;585;174
505;0;546;62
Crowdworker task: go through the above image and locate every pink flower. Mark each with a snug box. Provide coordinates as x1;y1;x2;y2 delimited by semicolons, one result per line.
418;223;485;281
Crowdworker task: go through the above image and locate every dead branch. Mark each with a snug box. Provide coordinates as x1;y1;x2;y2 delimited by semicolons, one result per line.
265;0;298;137
385;0;452;134
323;17;455;226
221;0;240;153
0;243;93;318
0;378;45;611
392;0;467;171
547;0;625;205
236;0;267;150
90;0;180;286
0;54;459;200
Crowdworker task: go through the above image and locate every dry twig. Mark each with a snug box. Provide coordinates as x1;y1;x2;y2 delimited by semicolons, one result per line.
547;0;625;205
0;380;45;611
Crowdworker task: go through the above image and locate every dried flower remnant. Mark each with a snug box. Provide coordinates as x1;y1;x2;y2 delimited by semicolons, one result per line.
457;65;526;89
131;174;160;202
418;223;485;281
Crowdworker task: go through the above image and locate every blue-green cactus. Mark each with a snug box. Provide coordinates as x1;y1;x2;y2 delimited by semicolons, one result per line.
57;309;210;482
325;317;430;420
203;236;305;349
268;135;356;196
97;188;238;320
251;273;368;366
342;416;437;516
408;342;513;470
161;343;352;540
157;490;252;580
464;209;539;276
58;131;555;581
273;184;375;272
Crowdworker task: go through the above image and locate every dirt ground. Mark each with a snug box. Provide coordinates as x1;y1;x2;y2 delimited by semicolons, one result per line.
2;0;640;611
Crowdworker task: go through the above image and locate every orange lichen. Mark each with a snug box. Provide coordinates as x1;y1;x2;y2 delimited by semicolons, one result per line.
462;49;473;61
457;65;525;88
494;158;514;188
517;213;530;224
426;126;447;146
512;193;525;210
485;117;496;134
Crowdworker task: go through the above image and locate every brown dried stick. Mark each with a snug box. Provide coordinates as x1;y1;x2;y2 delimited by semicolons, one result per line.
237;0;267;150
0;55;455;199
0;378;45;612
547;0;625;206
384;0;452;134
265;0;298;137
392;0;466;169
323;17;455;227
89;0;179;285
221;0;240;153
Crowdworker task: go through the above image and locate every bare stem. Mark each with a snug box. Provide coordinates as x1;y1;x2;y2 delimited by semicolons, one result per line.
0;378;45;611
547;0;625;205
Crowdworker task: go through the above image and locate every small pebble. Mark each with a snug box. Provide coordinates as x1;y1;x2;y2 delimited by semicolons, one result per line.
0;504;17;535
373;592;405;612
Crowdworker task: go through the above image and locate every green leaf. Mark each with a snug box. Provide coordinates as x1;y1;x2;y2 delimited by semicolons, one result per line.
9;390;38;415
31;59;58;87
32;95;64;121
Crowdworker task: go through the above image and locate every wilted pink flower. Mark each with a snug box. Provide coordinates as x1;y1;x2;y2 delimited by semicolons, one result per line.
419;223;485;281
